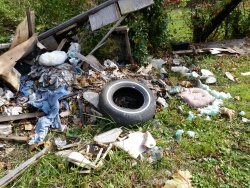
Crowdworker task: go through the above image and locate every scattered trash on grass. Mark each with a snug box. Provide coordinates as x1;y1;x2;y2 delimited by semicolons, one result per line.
0;0;249;185
187;131;195;138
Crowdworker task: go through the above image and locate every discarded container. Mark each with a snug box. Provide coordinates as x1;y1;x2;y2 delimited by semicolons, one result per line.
174;129;184;140
205;76;216;84
200;69;214;79
160;68;168;79
171;66;190;73
187;131;195;138
67;42;81;66
184;71;200;79
239;111;245;116
168;85;182;95
151;58;166;69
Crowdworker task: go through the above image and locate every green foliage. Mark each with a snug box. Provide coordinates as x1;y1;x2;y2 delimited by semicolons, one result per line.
190;0;250;41
28;0;88;31
223;5;250;39
0;0;26;42
126;0;170;64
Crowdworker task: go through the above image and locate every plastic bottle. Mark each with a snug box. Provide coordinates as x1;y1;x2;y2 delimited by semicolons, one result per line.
171;66;190;73
160;68;168;79
168;85;182;94
183;71;200;79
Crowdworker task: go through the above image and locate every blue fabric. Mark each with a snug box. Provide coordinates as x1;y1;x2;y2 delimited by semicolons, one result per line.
19;75;34;97
28;85;69;145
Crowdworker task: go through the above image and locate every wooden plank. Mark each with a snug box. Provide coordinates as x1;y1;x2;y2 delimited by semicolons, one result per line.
118;0;154;15
37;0;119;40
56;24;77;36
40;35;58;51
10;11;35;49
0;34;38;91
57;38;68;51
0;112;45;123
9;17;29;50
89;3;121;31
0;135;28;142
89;15;127;55
26;8;35;37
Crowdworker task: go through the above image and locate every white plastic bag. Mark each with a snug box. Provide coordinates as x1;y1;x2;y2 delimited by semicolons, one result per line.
39;51;67;66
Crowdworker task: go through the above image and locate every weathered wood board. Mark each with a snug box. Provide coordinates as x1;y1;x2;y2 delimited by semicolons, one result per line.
118;0;154;15
89;3;121;31
0;34;38;91
10;11;35;49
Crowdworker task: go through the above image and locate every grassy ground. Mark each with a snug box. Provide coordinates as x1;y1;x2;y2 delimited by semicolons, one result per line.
1;6;250;188
1;54;249;188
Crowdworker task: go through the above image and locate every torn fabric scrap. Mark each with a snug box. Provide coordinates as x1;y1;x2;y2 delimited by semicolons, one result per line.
28;85;69;145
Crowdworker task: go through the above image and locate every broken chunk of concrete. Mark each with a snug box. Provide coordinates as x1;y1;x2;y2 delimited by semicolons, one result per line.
10;11;35;49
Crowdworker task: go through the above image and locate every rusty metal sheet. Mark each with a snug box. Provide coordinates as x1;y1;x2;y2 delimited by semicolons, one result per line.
118;0;154;15
89;3;121;31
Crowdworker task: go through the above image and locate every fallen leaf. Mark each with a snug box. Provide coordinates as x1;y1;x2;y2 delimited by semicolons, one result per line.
0;162;5;170
220;107;236;121
6;161;12;170
164;170;192;188
131;172;136;182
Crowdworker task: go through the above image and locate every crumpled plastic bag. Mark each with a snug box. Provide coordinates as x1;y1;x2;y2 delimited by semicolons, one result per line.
39;51;67;66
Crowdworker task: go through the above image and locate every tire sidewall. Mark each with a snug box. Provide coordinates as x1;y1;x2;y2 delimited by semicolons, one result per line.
99;79;156;125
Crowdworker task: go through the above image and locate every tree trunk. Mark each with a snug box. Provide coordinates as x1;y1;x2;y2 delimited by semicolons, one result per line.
193;0;242;42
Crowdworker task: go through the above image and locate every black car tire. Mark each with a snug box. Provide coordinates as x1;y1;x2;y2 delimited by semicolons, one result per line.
98;79;156;126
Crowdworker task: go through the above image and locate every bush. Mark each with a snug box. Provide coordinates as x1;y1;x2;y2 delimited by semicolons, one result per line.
126;0;170;63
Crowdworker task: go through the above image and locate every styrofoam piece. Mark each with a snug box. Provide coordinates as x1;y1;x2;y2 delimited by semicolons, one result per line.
241;72;250;76
157;97;168;108
205;76;216;84
171;66;190;73
83;91;99;108
114;132;147;159
67;152;96;169
200;69;214;79
94;128;123;144
143;131;156;148
225;72;236;82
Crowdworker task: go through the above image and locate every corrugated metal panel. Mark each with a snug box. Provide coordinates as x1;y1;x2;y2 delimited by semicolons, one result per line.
89;3;121;31
118;0;154;15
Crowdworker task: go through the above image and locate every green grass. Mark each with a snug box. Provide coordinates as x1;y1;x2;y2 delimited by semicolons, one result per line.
1;54;249;188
